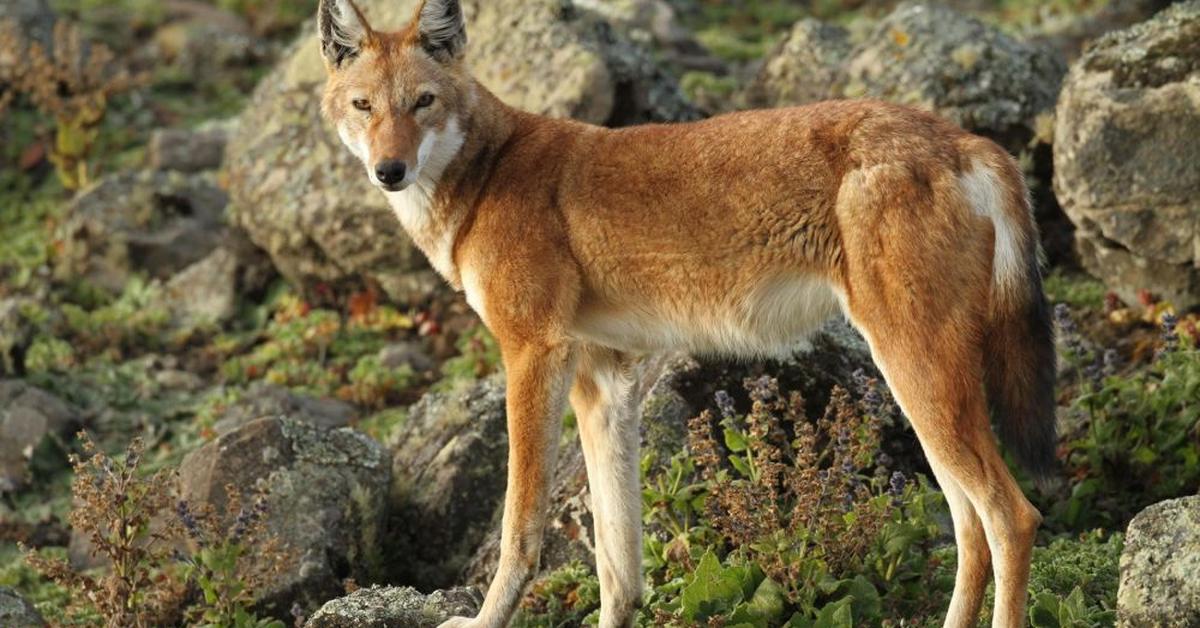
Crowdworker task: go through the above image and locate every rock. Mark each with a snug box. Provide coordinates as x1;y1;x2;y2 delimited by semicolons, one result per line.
389;375;508;588
149;16;264;82
147;126;232;173
224;0;697;304
753;3;1066;150
378;341;434;373
747;20;851;109
179;416;390;615
1117;495;1200;627
0;586;45;628
213;382;358;435
155;229;275;331
54;170;228;294
305;585;482;628
0;380;80;493
1053;1;1200;309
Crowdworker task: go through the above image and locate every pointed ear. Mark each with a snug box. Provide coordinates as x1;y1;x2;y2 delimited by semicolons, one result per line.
318;0;372;69
417;0;467;62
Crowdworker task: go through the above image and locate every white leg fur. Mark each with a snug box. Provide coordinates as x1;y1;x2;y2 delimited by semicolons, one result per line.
570;347;643;628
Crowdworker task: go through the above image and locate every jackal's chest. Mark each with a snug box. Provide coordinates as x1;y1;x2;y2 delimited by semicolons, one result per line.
569;275;842;357
385;188;461;287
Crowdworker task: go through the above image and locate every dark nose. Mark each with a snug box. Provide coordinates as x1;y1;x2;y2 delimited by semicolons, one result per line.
375;160;407;186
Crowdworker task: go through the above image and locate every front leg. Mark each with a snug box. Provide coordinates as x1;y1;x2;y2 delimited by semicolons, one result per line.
441;341;577;628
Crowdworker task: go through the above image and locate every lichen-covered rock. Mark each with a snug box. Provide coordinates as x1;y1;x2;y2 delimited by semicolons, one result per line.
224;0;696;304
0;586;45;628
389;375;508;588
213;382;358;436
305;585;482;628
147;125;233;173
156;230;276;330
0;380;80;493
0;0;55;53
1053;0;1200;309
747;20;851;109
1117;495;1200;627
753;3;1065;150
179;416;390;615
54;170;228;293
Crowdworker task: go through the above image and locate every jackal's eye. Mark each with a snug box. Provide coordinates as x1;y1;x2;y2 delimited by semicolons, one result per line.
352;98;371;112
414;92;435;110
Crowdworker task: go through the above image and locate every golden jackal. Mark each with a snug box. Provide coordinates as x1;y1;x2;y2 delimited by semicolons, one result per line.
317;1;1057;626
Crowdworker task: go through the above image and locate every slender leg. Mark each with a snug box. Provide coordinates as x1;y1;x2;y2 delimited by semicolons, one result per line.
440;342;577;628
570;346;642;628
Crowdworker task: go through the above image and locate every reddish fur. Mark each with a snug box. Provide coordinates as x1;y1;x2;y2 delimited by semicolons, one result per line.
319;2;1056;627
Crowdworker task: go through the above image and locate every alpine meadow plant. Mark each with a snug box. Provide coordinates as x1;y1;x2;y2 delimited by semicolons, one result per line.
623;376;947;626
1050;304;1200;530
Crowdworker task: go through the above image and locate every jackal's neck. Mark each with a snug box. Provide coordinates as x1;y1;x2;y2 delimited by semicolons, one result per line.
384;81;517;288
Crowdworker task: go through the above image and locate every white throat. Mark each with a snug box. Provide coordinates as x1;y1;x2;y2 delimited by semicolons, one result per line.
384;116;466;285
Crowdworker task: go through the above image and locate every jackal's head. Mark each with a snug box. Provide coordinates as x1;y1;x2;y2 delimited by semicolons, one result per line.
319;0;469;192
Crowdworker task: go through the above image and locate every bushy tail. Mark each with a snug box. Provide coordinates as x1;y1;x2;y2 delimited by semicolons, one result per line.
982;180;1058;482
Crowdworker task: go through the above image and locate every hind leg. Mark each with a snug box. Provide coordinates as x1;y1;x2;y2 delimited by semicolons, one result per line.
848;310;1039;628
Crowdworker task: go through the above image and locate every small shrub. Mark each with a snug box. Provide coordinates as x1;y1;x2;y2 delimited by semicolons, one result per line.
0;19;142;189
22;433;183;627
175;488;288;628
436;323;501;389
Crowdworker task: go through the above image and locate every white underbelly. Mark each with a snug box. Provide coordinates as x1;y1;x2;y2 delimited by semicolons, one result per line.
569;275;842;357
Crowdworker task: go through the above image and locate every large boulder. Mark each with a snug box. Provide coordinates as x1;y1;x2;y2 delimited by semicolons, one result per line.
0;586;45;628
1117;495;1200;627
224;0;697;304
751;3;1066;150
179;416;391;616
305;585;482;628
0;380;80;493
1053;1;1200;309
54;170;228;293
388;375;508;588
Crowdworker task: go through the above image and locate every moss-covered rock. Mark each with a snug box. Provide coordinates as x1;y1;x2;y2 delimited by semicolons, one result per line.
179;416;391;616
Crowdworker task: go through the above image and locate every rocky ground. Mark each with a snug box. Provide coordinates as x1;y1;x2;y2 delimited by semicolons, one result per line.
1;0;1199;626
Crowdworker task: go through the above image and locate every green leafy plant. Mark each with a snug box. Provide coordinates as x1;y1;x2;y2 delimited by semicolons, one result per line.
1051;306;1200;529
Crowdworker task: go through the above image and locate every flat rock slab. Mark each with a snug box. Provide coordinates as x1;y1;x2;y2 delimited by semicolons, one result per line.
305;586;482;628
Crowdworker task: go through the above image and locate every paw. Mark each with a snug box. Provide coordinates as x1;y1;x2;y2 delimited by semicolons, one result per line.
437;616;480;628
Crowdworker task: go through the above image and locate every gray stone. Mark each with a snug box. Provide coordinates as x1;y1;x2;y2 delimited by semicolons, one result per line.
0;381;80;493
147;126;231;173
158;247;240;329
0;586;45;628
1117;495;1200;627
305;585;482;628
224;0;696;303
389;375;508;588
752;3;1065;150
179;416;390;616
378;341;434;373
212;382;358;436
54;170;228;293
747;20;851;109
1053;0;1200;309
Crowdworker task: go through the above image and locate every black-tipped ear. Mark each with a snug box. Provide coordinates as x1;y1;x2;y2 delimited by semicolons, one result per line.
319;0;371;69
417;0;467;61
